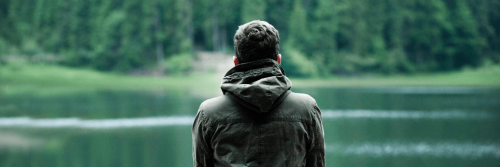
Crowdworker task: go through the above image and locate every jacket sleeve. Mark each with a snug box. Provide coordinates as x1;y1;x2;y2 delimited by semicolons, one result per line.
192;106;214;167
306;103;326;167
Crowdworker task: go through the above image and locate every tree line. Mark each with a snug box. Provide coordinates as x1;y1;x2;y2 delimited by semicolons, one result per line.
0;0;499;76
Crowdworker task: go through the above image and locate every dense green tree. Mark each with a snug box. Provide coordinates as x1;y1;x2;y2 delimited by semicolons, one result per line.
265;0;293;42
447;0;486;68
287;0;309;51
1;0;499;75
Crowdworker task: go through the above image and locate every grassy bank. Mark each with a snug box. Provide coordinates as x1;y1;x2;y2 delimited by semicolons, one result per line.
1;63;500;96
292;65;500;88
0;64;222;96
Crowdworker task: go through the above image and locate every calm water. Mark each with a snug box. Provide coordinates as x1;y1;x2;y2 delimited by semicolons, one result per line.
1;87;499;167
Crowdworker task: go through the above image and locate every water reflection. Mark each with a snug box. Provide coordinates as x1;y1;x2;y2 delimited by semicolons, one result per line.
0;109;495;129
364;87;491;94
1;87;499;167
322;110;495;119
327;142;500;158
0;116;194;128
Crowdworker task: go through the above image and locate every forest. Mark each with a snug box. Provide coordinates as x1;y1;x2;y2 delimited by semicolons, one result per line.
0;0;499;77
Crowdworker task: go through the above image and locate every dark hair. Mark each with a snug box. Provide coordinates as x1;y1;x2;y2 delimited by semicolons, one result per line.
234;20;280;63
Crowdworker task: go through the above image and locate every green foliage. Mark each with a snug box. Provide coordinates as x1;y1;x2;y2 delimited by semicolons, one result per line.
1;0;192;72
281;45;318;77
287;0;310;53
383;49;416;73
165;53;192;75
0;38;11;55
447;0;486;68
21;39;41;57
63;49;94;67
0;0;499;76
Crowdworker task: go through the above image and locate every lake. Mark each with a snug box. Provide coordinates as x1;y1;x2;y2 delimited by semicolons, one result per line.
1;87;499;167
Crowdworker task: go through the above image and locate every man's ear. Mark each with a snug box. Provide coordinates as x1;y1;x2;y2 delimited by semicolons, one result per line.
277;54;281;64
233;56;239;66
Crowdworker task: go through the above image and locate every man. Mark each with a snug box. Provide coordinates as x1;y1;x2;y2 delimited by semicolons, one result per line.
192;20;325;167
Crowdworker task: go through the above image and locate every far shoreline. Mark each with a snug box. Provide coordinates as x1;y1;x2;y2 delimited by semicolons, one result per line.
1;63;499;97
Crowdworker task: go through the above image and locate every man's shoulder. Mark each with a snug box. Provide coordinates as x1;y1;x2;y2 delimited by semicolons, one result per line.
200;95;233;110
197;91;320;126
277;91;320;117
199;92;318;111
285;92;317;106
198;95;242;118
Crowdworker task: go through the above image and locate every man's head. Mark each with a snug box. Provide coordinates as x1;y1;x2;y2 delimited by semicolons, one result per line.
233;20;280;65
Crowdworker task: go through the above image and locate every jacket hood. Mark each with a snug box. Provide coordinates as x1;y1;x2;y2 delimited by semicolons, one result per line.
221;58;292;113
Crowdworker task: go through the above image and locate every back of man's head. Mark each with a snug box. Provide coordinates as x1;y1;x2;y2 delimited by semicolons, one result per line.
234;20;280;63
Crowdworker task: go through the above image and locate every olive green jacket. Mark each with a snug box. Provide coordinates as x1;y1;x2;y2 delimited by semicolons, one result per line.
192;59;325;167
